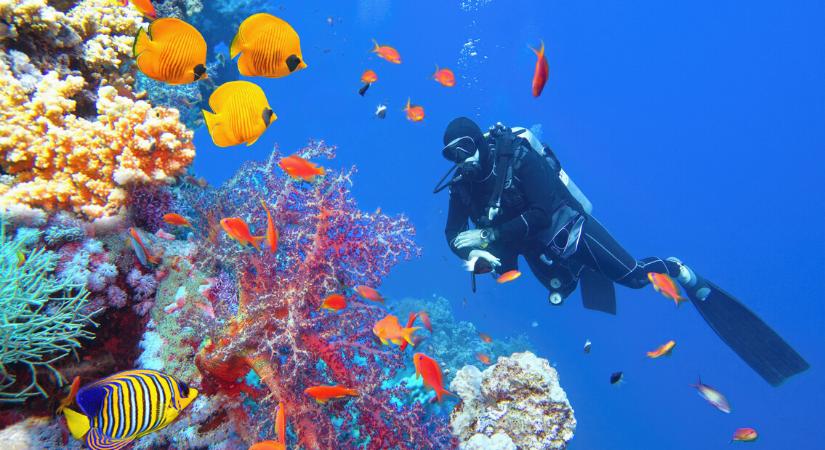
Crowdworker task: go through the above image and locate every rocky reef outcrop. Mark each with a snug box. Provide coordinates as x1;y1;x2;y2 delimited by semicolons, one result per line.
450;351;576;449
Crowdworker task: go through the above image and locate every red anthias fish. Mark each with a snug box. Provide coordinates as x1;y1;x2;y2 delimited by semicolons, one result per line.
413;353;454;403
496;270;522;284
433;66;455;87
259;200;279;253
478;332;492;343
646;340;676;358
278;155;326;182
163;213;192;228
418;311;432;332
355;285;384;302
371;39;401;63
320;293;347;312
360;69;378;84
404;98;425;122
529;40;549;97
249;401;287;450
220;218;264;251
56;376;81;414
731;427;758;442
648;272;686;306
475;353;491;365
122;0;156;19
304;385;358;403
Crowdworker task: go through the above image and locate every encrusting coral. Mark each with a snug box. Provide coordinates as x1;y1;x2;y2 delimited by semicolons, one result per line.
0;0;195;220
450;351;577;450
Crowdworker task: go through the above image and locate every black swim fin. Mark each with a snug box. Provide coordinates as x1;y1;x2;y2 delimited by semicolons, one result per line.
687;279;809;386
580;268;616;315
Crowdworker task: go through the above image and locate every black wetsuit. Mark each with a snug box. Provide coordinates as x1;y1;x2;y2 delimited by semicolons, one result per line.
445;138;682;300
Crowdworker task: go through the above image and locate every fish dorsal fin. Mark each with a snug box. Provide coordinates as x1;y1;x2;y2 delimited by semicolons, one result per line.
76;384;108;419
86;427;132;450
235;13;283;48
148;18;190;41
207;81;240;112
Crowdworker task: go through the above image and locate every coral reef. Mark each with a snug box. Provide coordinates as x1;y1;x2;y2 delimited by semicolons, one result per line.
0;219;97;403
450;351;576;450
0;0;195;220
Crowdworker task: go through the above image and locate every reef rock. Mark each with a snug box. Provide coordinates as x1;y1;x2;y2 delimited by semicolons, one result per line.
450;351;576;449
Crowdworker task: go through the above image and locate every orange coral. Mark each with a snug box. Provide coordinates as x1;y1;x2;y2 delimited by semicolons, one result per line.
0;59;195;219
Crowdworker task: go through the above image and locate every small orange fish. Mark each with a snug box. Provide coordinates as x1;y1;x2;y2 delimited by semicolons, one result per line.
399;312;419;351
122;0;156;18
129;227;160;266
478;332;492;343
249;401;287;450
355;285;384;303
320;293;347;312
418;311;432;332
304;385;358;403
647;272;685;306
404;98;425;122
373;314;420;347
56;376;81;414
413;353;454;403
732;427;758;442
475;353;491;365
278;155;326;182
433;66;455;87
163;213;192;228
529;40;549;97
371;39;401;64
249;441;284;450
360;70;378;84
496;270;522;284
220;217;264;251
646;340;676;358
260;200;279;253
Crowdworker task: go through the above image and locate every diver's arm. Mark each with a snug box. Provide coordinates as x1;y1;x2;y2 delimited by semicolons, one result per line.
445;189;473;260
491;152;555;242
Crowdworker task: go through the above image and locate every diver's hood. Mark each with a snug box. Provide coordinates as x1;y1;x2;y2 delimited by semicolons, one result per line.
443;117;489;167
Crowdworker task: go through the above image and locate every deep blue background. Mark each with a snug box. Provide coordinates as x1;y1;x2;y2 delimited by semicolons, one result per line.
192;1;825;449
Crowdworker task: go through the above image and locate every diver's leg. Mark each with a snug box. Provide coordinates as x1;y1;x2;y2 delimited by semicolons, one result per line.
524;248;578;304
578;217;681;288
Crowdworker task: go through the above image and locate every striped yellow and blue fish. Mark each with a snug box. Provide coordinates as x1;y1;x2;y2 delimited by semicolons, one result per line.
62;369;198;450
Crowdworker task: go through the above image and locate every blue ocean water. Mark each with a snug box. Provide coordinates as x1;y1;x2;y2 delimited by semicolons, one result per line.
193;1;825;449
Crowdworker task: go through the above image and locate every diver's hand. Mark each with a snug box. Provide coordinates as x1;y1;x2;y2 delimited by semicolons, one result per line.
453;229;494;249
467;249;501;268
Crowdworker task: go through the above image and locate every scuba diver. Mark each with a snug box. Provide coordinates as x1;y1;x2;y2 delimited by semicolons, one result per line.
435;117;809;386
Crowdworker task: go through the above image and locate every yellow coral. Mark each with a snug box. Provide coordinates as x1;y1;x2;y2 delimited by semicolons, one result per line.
0;57;195;219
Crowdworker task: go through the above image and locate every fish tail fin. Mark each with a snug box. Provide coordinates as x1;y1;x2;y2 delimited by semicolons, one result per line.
436;387;456;402
347;388;360;397
405;97;410;110
133;27;152;58
529;40;545;58
402;327;421;345
230;31;243;59
63;407;91;440
371;38;380;52
251;235;265;251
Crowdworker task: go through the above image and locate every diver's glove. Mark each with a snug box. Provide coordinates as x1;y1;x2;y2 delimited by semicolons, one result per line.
464;249;501;272
453;228;497;250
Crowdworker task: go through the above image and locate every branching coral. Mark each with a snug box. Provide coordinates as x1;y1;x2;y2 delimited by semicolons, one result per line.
157;141;456;448
0;0;195;220
0;218;97;403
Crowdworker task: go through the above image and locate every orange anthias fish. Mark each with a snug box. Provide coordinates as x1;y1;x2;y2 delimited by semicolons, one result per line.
529;40;549;97
418;311;432;332
496;270;522;284
413;353;454;403
260;200;279;253
399;312;419;351
56;376;81;414
373;314;420;347
731;427;758;442
646;340;676;358
647;272;686;306
476;353;491;365
122;0;156;18
220;217;264;251
278;155;326;182
433;66;456;87
361;69;378;84
304;385;359;403
478;332;492;343
249;401;287;450
163;213;192;228
371;39;401;63
404;98;425;122
129;227;160;267
355;285;384;303
320;293;347;312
